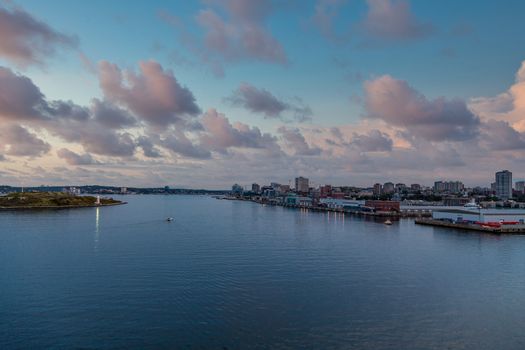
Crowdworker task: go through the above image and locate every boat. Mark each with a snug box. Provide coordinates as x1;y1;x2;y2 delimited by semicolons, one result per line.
166;217;174;222
463;199;481;209
384;220;392;225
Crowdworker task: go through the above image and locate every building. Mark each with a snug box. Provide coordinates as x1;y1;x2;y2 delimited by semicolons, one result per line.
515;181;525;194
443;197;470;206
120;187;127;194
251;183;260;194
320;198;365;211
495;170;513;200
231;184;243;195
395;183;406;192
410;184;421;191
261;186;275;198
331;191;345;199
320;185;332;198
295;177;309;193
285;194;312;207
433;181;464;194
433;208;525;224
383;182;395;194
270;182;281;190
279;185;290;194
364;200;400;212
373;183;382;196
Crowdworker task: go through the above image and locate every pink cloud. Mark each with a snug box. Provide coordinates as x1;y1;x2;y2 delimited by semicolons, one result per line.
361;0;433;42
364;75;480;141
0;4;76;67
98;60;201;127
200;108;280;154
0;124;50;157
470;61;525;132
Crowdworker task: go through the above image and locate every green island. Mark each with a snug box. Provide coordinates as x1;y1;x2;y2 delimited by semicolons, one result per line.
0;192;124;210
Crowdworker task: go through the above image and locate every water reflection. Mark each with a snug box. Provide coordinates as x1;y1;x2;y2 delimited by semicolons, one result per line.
94;207;100;251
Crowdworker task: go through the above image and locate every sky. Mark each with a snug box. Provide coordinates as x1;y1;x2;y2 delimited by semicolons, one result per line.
1;0;525;189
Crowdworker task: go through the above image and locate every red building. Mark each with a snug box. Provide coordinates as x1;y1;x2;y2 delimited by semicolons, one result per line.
319;185;332;198
365;200;401;212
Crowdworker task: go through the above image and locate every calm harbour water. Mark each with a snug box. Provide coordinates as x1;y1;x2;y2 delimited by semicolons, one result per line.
2;195;525;349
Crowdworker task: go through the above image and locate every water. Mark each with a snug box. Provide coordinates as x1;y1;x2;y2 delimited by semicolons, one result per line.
1;195;525;349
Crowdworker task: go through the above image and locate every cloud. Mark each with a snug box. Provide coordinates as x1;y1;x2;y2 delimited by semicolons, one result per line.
137;136;162;158
196;1;287;63
161;0;287;76
351;129;393;152
226;82;312;121
360;0;433;42
199;108;280;153
278;126;321;156
0;66;48;121
91;98;137;129
0;124;50;157
469;60;525;132
47;100;90;121
98;60;200;127
0;66;139;158
57;148;99;165
481;120;525;151
160;131;211;159
311;0;350;42
364;75;480;141
49;122;137;157
0;4;77;67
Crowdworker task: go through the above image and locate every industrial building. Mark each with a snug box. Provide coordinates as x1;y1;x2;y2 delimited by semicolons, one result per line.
432;208;525;224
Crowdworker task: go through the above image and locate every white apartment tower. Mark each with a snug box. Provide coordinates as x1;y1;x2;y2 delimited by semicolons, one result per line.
495;170;512;200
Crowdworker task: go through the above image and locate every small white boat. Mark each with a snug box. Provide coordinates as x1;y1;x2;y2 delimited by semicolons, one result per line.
166;217;174;222
463;199;481;209
384;220;392;225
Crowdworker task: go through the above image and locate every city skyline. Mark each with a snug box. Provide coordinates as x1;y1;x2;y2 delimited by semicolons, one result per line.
1;1;525;188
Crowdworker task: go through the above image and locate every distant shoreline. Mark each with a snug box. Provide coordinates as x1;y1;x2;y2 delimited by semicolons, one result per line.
0;201;127;211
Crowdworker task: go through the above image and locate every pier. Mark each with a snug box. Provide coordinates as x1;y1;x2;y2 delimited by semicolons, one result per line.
415;218;525;234
223;196;431;218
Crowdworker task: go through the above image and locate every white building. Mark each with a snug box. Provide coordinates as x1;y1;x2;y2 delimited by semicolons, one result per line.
319;198;364;210
433;208;525;224
495;170;512;200
295;177;309;193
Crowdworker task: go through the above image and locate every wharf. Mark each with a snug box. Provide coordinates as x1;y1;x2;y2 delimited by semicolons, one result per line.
415;218;525;234
250;199;430;218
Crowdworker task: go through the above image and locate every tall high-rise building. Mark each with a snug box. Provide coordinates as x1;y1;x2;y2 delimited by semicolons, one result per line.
251;183;260;193
295;177;309;193
373;183;382;196
495;170;513;200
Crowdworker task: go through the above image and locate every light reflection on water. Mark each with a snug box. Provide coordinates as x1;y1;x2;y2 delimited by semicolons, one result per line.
94;207;100;251
1;195;525;350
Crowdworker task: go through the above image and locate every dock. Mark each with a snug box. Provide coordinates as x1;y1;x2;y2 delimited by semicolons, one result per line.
226;197;431;218
415;218;525;234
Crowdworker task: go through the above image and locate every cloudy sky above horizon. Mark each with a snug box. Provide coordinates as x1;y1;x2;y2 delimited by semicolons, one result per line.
1;0;525;189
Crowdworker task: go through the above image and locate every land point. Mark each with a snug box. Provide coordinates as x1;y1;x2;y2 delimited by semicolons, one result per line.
0;192;125;210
